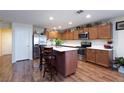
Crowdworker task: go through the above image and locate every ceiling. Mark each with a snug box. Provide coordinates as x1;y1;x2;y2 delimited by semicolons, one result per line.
0;10;124;30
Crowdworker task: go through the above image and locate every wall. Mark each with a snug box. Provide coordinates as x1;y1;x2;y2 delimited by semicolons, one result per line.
1;28;12;55
33;26;44;34
0;22;12;56
111;17;124;58
0;29;1;56
12;23;33;63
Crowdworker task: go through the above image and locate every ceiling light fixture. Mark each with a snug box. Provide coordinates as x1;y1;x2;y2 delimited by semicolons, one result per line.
49;17;54;20
68;21;72;25
86;14;91;18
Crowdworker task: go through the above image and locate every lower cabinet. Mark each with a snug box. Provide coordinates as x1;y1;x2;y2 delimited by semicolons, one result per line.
86;48;112;67
86;49;96;63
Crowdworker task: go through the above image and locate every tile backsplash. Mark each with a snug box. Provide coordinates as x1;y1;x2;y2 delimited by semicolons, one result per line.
63;40;108;47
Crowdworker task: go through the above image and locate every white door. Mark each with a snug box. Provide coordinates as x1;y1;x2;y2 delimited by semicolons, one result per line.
13;23;32;62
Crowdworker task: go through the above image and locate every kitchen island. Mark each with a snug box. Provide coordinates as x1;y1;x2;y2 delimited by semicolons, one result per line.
54;46;78;77
45;46;78;77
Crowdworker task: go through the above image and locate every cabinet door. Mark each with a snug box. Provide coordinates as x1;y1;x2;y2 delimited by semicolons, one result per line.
98;24;112;39
68;31;74;40
62;31;68;40
65;31;69;40
79;28;83;34
58;32;62;39
86;49;96;63
48;31;55;39
89;26;98;39
83;27;89;32
73;30;79;40
96;50;110;67
61;33;65;40
65;50;78;76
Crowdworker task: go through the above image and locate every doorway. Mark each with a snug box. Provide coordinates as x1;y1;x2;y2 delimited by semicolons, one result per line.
0;24;12;81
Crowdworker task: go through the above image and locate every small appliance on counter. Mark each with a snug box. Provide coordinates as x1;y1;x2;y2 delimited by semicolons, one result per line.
79;32;89;40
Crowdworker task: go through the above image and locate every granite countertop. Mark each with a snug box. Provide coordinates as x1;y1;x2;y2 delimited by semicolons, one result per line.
87;46;113;51
44;46;78;52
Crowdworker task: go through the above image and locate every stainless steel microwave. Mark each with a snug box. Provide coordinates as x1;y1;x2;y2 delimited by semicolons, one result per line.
79;32;89;39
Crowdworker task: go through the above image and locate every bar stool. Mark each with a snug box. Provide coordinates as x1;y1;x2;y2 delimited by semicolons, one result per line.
42;47;57;81
39;45;45;71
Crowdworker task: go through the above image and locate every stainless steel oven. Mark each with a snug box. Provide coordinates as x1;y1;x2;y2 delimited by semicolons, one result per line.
78;41;92;61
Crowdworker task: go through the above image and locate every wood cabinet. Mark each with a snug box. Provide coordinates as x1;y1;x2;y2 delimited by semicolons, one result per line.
68;31;74;40
83;27;89;32
79;29;83;34
88;26;98;39
98;24;112;39
61;32;65;40
86;48;112;67
86;49;96;63
45;31;61;39
61;23;112;40
55;50;78;77
96;50;112;67
64;31;69;40
73;30;79;40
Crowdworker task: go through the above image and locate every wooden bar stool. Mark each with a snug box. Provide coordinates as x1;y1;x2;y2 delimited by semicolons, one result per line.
39;45;45;71
42;47;57;81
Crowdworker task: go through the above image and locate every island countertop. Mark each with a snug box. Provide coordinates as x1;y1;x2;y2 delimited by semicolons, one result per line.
44;46;78;52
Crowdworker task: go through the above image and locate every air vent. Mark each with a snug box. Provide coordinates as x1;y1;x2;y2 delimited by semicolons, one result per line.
76;10;84;14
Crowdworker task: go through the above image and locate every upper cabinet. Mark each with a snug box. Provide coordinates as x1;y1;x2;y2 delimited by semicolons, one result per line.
79;28;83;34
83;27;89;32
98;24;112;39
68;31;74;40
45;31;61;39
88;26;98;40
73;30;79;40
45;23;112;40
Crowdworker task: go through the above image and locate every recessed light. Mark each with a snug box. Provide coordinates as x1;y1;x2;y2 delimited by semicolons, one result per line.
49;17;54;20
86;14;91;18
68;21;72;25
58;26;62;29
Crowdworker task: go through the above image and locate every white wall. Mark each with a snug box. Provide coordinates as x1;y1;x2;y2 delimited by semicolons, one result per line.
12;23;33;63
111;17;124;58
33;26;44;34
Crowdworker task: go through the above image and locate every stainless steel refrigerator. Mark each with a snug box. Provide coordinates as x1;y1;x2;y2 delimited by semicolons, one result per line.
33;34;47;59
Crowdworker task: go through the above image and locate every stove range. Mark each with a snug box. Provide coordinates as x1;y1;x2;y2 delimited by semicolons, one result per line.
78;41;92;61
